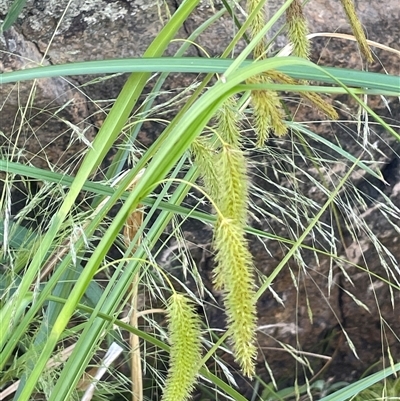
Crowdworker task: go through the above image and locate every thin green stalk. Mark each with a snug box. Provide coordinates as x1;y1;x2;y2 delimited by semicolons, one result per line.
256;157;362;299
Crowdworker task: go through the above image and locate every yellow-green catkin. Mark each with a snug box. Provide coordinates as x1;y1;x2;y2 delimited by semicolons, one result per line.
247;0;287;146
194;98;258;377
302;90;339;119
213;99;248;225
340;0;373;62
162;293;202;401
212;144;249;290
266;70;339;120
286;0;310;59
214;218;258;377
215;96;242;148
215;144;248;227
191;97;243;202
191;137;219;202
248;0;269;60
212;144;258;376
285;2;340;120
248;75;287;145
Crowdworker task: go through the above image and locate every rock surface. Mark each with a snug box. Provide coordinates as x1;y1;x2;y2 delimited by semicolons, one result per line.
1;0;399;395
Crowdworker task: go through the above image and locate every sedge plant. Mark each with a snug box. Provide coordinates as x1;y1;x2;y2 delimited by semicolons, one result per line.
0;1;399;401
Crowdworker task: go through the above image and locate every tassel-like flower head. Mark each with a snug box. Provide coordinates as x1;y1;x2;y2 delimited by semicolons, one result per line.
214;218;258;377
286;0;310;59
162;294;202;401
340;0;373;62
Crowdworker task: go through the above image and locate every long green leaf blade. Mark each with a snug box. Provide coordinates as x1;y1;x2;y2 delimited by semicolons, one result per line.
0;57;399;94
0;0;28;33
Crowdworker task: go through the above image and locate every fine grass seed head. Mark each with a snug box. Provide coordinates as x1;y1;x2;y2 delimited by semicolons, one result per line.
286;0;310;59
162;293;202;401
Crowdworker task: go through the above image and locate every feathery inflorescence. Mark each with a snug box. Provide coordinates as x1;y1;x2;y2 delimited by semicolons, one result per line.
162;293;202;401
286;0;310;59
340;0;373;62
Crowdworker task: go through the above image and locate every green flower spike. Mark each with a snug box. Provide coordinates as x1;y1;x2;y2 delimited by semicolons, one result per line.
162;293;202;401
340;0;373;62
214;218;258;378
286;0;310;59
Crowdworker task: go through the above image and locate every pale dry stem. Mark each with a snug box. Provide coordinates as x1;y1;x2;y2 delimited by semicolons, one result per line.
124;206;144;401
123;176;144;401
